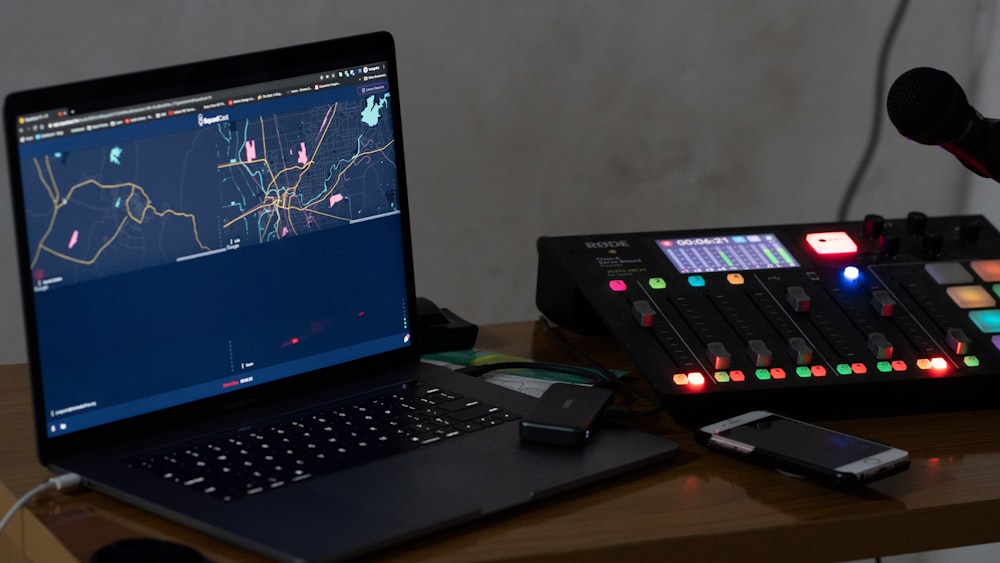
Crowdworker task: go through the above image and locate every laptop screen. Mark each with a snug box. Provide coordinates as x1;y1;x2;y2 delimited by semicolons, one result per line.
7;40;412;438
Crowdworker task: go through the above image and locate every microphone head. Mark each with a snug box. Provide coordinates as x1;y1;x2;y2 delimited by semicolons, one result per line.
886;67;974;145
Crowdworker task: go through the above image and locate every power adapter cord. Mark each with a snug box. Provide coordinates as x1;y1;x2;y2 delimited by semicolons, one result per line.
0;472;81;534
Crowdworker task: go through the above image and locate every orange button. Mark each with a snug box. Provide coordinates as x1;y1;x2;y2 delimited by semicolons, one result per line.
947;285;996;309
972;259;1000;282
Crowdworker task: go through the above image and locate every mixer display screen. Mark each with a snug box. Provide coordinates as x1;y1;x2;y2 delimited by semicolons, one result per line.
656;233;800;274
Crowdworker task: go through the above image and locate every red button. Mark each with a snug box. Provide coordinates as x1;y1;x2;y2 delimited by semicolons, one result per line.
806;231;858;256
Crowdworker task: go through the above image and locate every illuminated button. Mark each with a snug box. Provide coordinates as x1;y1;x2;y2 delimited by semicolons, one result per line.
714;371;731;383
964;355;981;367
609;280;627;292
795;366;812;378
994;335;1000;351
925;262;973;285
746;339;772;367
673;373;689;385
916;358;932;370
631;300;656;328
811;365;827;377
994;284;1000;299
866;332;893;360
851;362;868;374
769;368;786;379
836;363;853;375
727;273;745;285
969;309;1000;333
870;290;896;317
729;370;746;382
876;361;893;373
706;341;731;370
786;286;811;312
843;266;861;282
649;277;667;290
947;285;996;309
688;275;706;288
754;368;771;380
787;337;813;365
891;360;907;371
805;231;858;256
971;259;1000;282
946;327;973;355
930;357;948;370
687;372;706;385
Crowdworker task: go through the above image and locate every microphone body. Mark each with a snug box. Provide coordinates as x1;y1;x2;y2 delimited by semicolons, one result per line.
887;66;1000;182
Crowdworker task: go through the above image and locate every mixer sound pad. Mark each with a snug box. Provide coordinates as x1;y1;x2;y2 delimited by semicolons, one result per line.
536;213;1000;426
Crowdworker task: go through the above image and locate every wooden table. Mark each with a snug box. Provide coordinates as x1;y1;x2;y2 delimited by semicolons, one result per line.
3;320;1000;562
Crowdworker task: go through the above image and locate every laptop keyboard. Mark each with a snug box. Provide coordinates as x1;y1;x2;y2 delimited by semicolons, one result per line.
126;383;519;502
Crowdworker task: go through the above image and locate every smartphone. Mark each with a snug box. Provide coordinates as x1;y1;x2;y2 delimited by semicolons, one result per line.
695;411;910;486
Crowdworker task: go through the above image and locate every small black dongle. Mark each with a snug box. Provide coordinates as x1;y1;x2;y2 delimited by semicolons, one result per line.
519;383;613;447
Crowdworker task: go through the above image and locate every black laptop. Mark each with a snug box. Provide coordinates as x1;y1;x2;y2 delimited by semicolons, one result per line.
3;31;677;562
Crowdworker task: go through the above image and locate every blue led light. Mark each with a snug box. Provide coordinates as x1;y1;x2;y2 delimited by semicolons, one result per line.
843;266;860;281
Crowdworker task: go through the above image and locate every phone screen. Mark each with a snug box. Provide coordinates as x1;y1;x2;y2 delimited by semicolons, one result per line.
717;415;889;469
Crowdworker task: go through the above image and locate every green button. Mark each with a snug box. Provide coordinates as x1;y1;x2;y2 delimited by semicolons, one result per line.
795;366;812;378
755;368;771;380
964;355;981;367
836;363;853;375
714;371;730;382
876;361;892;373
649;277;667;290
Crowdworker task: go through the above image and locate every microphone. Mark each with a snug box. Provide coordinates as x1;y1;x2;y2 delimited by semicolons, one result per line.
886;66;1000;182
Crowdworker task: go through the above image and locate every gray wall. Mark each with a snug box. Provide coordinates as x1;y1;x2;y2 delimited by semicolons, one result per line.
0;0;994;365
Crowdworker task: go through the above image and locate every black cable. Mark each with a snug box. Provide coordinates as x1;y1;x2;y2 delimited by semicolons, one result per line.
538;316;665;418
837;0;911;222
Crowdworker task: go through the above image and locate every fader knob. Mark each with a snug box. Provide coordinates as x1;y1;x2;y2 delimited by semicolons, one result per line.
746;340;773;367
907;211;928;235
946;327;973;355
707;341;731;370
631;300;656;328
786;337;813;365
870;289;896;317
866;332;894;360
863;214;885;238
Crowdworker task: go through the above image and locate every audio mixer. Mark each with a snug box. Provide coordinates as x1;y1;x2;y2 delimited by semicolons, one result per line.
536;213;1000;426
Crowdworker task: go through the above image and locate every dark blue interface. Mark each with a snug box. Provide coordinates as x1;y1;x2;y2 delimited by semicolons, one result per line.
16;64;410;436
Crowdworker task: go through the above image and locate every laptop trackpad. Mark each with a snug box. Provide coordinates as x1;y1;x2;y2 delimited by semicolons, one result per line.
305;437;581;522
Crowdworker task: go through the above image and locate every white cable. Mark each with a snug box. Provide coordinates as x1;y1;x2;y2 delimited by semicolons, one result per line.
0;473;81;534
